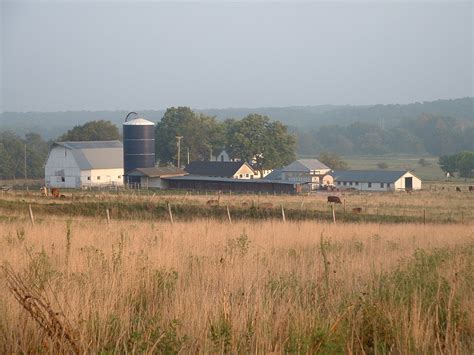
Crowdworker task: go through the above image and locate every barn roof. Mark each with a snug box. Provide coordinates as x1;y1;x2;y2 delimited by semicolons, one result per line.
185;161;253;177
128;167;187;178
282;159;329;172
52;141;123;170
163;174;297;185
263;168;283;180
331;170;413;183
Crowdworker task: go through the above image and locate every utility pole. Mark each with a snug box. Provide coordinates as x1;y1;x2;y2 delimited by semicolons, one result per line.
187;147;190;165
209;147;212;161
24;143;27;182
175;136;183;168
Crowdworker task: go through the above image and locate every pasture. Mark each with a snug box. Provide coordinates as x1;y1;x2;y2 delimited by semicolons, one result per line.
0;190;473;353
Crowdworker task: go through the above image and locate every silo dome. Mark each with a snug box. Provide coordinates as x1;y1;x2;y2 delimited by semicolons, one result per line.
123;115;155;180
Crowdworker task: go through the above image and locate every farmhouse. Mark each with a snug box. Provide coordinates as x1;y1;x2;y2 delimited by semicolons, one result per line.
281;159;334;190
44;141;124;188
127;167;187;189
185;161;257;179
331;170;422;191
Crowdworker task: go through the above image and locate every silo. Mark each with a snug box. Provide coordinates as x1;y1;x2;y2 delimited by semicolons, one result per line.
123;112;155;182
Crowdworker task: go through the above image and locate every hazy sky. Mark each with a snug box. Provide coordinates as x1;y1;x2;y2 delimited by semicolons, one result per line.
1;1;473;112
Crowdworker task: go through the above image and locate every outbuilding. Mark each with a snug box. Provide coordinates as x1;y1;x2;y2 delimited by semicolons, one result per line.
44;141;124;188
185;161;257;179
331;170;422;191
127;167;187;189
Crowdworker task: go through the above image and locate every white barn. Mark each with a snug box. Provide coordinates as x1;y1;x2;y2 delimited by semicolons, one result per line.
44;141;124;188
331;170;422;191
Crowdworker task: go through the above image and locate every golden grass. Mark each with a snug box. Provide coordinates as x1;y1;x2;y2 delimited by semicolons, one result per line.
1;216;473;353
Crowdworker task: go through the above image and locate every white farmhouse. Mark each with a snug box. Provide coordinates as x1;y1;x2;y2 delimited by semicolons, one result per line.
331;170;422;191
281;159;334;190
44;141;124;188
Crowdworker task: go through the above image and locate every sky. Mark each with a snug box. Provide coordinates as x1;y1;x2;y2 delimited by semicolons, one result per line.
1;1;473;112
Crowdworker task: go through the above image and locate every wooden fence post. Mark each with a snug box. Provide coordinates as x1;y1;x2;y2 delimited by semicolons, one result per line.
167;203;174;225
226;205;232;224
28;204;35;226
331;204;336;224
300;196;305;209
281;204;286;223
106;208;111;225
423;209;426;225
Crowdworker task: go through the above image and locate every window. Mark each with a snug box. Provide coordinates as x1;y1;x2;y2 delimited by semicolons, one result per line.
239;174;243;178
349;182;353;186
61;177;65;182
380;183;384;188
97;176;101;180
245;174;249;177
337;181;341;185
118;176;121;179
343;182;347;186
87;176;91;181
387;183;391;188
355;182;359;186
368;182;372;188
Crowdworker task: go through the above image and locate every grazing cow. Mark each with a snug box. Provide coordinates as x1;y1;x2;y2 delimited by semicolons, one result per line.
259;202;273;209
352;207;363;214
469;186;473;192
206;199;219;207
456;187;461;192
51;188;60;198
327;196;342;204
60;194;67;199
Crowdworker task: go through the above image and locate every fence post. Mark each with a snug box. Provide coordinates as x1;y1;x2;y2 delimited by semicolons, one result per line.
331;204;336;224
281;204;286;223
300;196;305;209
106;208;111;225
28;204;35;226
423;209;426;225
226;205;232;224
167;202;174;225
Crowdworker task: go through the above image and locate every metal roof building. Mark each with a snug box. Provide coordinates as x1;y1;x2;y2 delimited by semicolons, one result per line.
185;161;257;179
44;141;124;188
331;170;422;191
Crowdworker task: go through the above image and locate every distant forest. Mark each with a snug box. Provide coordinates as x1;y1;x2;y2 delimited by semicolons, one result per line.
0;98;473;179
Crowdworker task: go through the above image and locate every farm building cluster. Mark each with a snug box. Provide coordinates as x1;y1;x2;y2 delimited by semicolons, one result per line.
44;115;422;193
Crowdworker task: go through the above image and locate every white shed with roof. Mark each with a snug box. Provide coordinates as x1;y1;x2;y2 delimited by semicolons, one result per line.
44;141;124;188
331;170;422;191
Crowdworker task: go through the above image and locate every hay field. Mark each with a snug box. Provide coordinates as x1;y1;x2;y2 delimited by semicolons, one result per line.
1;215;473;353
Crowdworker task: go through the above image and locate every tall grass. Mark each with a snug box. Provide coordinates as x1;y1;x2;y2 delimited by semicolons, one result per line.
1;217;472;353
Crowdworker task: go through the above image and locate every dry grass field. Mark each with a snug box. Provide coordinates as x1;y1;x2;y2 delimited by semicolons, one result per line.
1;209;473;353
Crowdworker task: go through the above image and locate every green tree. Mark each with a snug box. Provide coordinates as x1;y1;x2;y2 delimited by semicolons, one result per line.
317;152;349;170
439;154;458;175
456;151;474;179
155;107;225;166
226;114;296;177
58;120;120;141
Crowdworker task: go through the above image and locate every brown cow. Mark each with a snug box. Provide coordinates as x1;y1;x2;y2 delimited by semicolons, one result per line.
259;202;273;209
352;207;363;214
206;199;219;207
469;186;473;192
327;196;342;204
51;188;60;198
456;187;461;192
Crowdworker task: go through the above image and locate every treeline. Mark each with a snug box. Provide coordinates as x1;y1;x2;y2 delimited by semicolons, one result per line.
297;114;474;156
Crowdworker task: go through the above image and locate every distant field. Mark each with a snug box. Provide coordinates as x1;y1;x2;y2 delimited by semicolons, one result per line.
343;155;450;181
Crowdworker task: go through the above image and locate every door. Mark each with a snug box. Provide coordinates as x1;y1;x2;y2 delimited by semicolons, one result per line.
405;177;413;190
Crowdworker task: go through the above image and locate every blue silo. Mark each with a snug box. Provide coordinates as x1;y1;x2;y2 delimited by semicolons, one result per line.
123;112;155;182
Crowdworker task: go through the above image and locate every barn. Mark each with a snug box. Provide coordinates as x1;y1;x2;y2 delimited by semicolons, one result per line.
44;141;124;188
127;167;187;189
331;170;422;191
185;161;258;179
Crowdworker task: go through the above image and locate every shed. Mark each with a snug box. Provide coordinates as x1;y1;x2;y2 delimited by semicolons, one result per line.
331;170;422;191
185;161;257;179
127;167;187;189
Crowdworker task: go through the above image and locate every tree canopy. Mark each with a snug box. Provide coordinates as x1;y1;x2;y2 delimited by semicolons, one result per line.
317;152;349;170
439;151;474;178
58;120;120;141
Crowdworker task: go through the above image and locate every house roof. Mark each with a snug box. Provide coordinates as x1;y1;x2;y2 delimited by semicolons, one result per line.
263;168;283;180
185;161;252;177
282;159;330;172
163;174;297;185
52;141;123;170
331;170;413;183
128;167;187;178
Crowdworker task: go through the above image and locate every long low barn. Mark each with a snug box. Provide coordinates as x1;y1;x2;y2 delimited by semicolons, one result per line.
331;170;422;191
162;175;302;194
